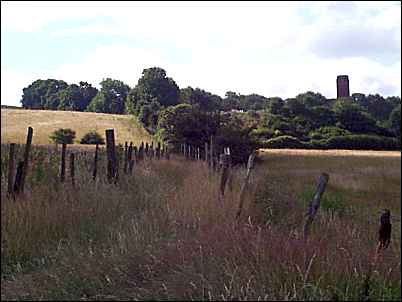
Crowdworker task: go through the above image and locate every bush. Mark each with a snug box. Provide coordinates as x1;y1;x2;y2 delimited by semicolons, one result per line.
49;128;76;144
80;131;105;145
261;135;308;149
325;134;400;150
308;126;351;140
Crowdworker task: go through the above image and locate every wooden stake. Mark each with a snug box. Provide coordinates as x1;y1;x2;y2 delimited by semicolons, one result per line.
19;126;33;192
303;173;330;241
60;143;67;182
70;153;75;187
236;151;256;219
93;143;99;180
105;129;117;183
7;143;16;197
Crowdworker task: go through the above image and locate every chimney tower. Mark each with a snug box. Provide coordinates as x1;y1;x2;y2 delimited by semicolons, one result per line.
336;75;350;98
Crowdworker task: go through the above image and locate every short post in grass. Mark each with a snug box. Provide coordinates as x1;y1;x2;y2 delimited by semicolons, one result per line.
145;142;149;159
93;143;99;180
127;142;133;174
124;141;128;174
236;151;256;220
303;173;330;241
70;153;75;187
219;148;231;198
209;136;214;170
205;142;209;163
13;161;24;194
60;143;67;182
7;143;16;198
157;142;161;160
105;129;117;183
19;126;33;192
197;147;200;161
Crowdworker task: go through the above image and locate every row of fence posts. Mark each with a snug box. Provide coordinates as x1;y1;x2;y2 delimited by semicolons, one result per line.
6;128;171;198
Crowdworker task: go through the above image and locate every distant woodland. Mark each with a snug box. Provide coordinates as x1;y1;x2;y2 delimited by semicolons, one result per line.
18;67;401;161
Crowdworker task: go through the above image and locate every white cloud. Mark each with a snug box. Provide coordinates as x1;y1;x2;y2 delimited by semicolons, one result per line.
1;1;400;106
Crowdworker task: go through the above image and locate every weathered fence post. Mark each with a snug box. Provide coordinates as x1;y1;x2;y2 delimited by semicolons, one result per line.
105;129;117;183
236;151;256;219
157;142;161;160
145;142;149;158
7;143;16;197
19;126;33;192
209;136;214;169
197;147;200;161
219;148;231;198
13;161;24;193
127;142;133;174
70;153;75;187
93;143;99;180
205;142;209;163
303;173;330;241
60;143;67;182
124;141;128;174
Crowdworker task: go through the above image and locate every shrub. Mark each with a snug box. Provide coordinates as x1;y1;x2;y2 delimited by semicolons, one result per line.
262;135;307;149
325;134;400;150
309;126;351;140
80;131;105;145
49;128;76;144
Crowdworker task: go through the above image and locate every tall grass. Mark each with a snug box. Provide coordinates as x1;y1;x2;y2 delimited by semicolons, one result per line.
1;147;400;300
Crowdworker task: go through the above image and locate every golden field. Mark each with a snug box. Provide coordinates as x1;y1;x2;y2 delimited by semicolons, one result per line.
1;108;152;146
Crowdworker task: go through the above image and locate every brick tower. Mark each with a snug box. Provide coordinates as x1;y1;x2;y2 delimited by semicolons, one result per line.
336;75;350;98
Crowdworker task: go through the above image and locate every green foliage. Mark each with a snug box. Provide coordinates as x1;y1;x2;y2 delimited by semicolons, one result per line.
21;79;68;109
180;87;221;112
250;127;274;141
86;78;130;114
80;131;105;145
262;135;307;149
389;103;401;140
309;126;352;140
324;134;400;150
49;128;76;144
126;67;180;128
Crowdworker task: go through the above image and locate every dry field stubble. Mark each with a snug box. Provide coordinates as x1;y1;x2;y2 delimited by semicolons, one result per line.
1;108;151;146
1;147;401;300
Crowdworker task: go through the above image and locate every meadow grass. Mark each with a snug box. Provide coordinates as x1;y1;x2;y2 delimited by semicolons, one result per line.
1;108;152;146
1;147;400;300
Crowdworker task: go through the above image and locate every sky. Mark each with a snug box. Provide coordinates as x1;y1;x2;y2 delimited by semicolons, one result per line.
1;1;401;107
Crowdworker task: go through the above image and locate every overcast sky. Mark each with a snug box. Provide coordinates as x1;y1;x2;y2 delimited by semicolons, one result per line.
1;1;401;106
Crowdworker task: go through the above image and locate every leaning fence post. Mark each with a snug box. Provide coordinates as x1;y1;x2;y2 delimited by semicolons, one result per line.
209;136;214;169
303;173;330;241
60;143;67;182
70;153;75;187
13;161;24;194
7;143;16;197
236;151;256;220
124;141;128;174
93;143;99;180
105;129;117;183
19;126;33;192
219;148;231;198
205;142;209;163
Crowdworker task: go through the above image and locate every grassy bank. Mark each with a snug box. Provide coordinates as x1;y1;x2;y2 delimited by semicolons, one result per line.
1;147;400;300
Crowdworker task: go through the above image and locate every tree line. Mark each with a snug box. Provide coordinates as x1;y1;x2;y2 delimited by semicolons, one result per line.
19;67;401;161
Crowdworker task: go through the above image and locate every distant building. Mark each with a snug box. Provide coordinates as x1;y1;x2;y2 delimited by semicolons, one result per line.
336;75;350;98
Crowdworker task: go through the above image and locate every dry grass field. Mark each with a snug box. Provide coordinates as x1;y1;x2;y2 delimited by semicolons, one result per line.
1;145;400;300
1;108;152;146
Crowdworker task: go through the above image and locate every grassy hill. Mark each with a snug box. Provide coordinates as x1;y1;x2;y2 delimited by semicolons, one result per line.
1;108;152;146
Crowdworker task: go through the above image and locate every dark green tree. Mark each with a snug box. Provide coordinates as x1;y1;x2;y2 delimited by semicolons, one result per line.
80;130;105;144
21;79;68;109
87;78;130;114
49;128;76;144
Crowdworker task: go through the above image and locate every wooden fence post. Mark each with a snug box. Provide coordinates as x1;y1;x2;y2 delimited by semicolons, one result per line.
13;161;24;194
209;136;214;169
219;149;231;198
7;143;16;197
145;142;149;158
105;129;117;183
124;141;128;174
205;142;209;163
60;143;67;182
19;126;33;192
157;142;161;160
303;173;330;241
70;153;75;187
93;143;99;180
127;142;133;174
236;151;256;219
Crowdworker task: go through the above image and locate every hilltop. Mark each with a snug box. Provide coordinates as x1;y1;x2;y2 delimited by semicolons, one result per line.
1;108;152;145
